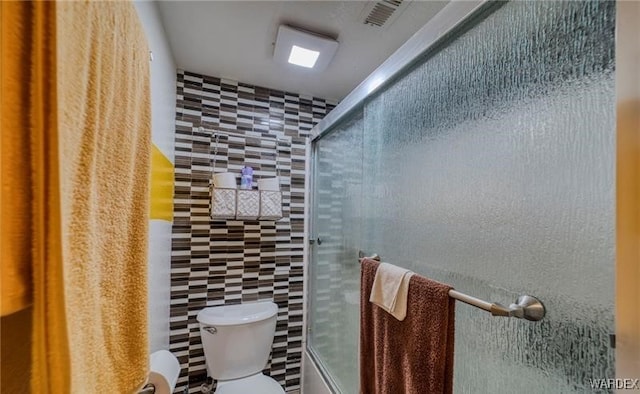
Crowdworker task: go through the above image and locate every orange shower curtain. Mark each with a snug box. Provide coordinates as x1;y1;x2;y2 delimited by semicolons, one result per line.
1;1;70;392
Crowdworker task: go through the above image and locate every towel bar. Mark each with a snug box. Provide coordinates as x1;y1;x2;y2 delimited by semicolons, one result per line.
138;384;155;394
357;251;381;261
357;251;546;321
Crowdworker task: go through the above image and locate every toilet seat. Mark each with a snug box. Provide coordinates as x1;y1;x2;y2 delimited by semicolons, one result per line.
215;373;285;394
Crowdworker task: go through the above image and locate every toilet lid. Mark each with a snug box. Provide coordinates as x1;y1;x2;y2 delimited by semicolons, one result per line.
215;374;285;394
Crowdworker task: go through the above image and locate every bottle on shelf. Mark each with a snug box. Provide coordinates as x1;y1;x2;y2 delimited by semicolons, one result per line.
240;166;253;190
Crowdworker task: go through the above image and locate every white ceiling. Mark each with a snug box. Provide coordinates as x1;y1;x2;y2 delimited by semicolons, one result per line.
158;1;449;102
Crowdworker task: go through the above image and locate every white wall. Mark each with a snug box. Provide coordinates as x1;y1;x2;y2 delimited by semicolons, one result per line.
135;0;177;160
134;0;177;353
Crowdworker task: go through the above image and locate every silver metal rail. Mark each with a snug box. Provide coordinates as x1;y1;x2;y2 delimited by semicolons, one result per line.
448;290;545;321
358;251;546;321
310;0;495;142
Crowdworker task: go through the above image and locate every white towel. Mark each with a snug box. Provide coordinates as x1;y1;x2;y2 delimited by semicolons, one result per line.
369;262;414;321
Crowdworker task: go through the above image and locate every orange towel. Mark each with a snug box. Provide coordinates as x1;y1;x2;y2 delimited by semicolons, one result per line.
1;1;71;392
1;2;151;391
57;2;151;392
360;259;455;394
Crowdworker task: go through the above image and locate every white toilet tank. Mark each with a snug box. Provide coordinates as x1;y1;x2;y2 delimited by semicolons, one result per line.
197;302;278;381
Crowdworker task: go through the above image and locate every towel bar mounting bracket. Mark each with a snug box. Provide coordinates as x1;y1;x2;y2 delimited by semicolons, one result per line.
489;295;545;321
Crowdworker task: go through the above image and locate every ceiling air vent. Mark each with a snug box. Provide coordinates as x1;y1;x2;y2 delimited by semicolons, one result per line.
363;0;404;28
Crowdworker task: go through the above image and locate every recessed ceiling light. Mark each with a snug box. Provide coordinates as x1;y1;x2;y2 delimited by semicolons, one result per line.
288;45;320;68
273;25;339;72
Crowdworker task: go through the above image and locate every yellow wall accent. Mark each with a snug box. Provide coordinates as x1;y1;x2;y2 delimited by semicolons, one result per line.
150;144;175;221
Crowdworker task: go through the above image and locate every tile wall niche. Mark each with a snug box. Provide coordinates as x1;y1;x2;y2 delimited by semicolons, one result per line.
170;70;336;393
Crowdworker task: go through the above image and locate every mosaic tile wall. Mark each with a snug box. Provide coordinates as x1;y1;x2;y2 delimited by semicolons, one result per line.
170;70;335;393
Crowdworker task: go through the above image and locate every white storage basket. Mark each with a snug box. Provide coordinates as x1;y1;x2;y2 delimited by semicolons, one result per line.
259;191;283;220
236;189;260;220
210;188;237;219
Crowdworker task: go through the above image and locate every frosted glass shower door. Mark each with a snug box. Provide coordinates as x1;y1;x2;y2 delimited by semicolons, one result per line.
307;112;363;394
359;1;615;392
308;1;615;393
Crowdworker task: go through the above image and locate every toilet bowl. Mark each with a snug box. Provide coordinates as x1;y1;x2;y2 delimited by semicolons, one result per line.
197;302;285;394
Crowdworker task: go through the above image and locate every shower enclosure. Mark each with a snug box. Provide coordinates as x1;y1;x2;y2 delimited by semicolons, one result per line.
307;1;616;393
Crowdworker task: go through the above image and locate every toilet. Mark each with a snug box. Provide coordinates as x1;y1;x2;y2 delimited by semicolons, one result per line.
197;301;285;394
